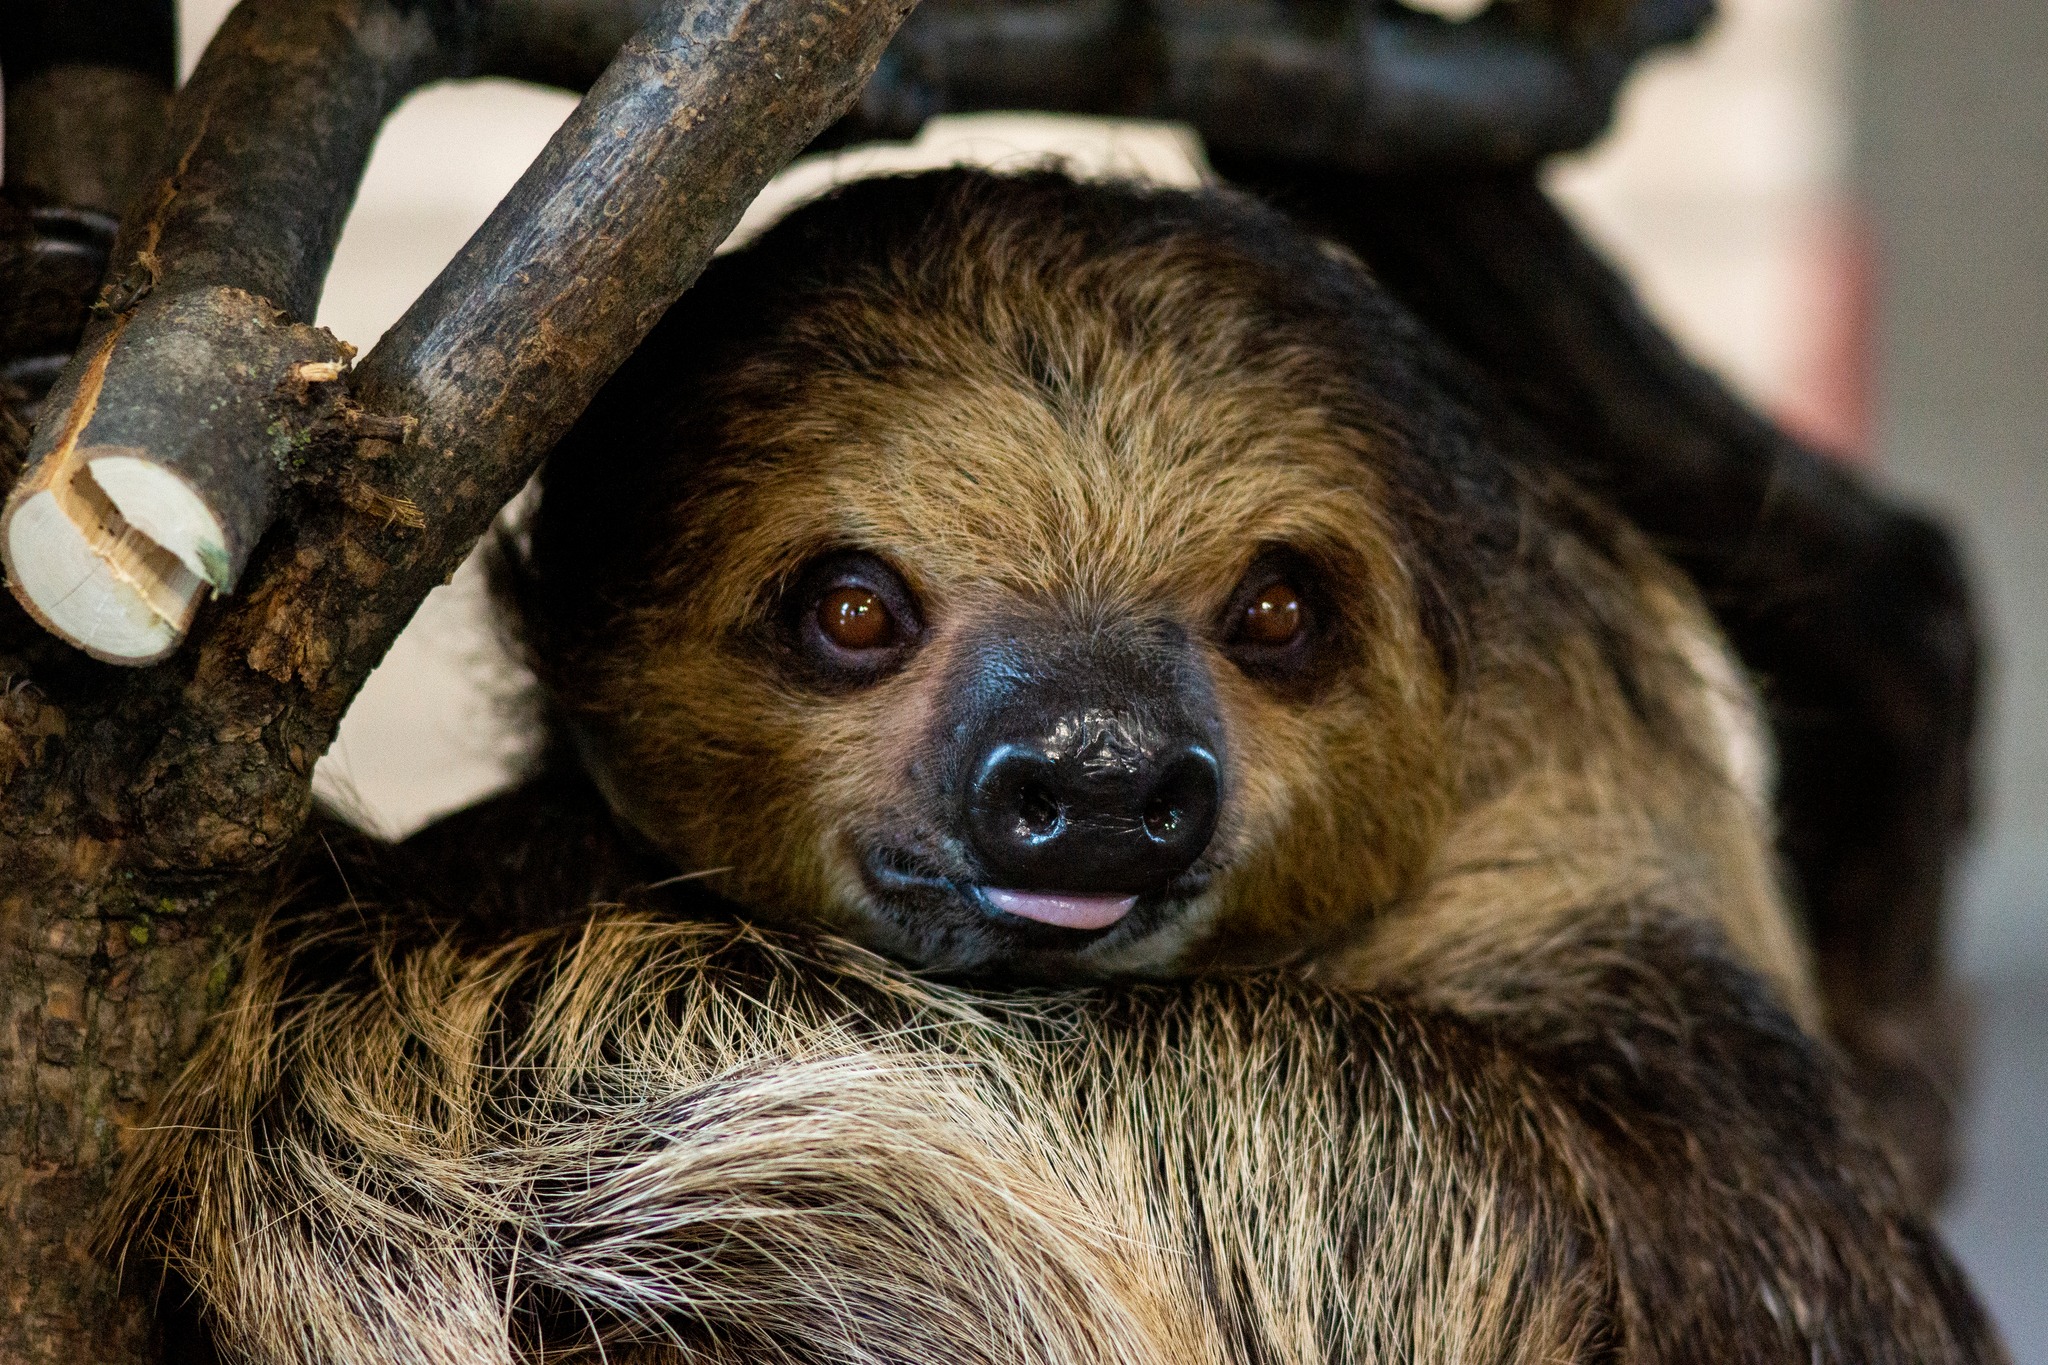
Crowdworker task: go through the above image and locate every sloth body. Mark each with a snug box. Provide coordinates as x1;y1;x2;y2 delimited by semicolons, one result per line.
117;171;1996;1362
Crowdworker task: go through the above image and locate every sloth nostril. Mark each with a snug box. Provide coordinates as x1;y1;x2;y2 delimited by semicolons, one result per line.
1143;797;1183;842
1143;749;1219;852
1015;783;1063;840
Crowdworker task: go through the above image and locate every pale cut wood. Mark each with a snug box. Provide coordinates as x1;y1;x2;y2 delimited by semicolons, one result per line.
1;285;351;660
2;472;205;664
0;327;204;662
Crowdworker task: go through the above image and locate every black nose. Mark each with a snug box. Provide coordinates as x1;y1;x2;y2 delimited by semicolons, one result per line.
965;733;1220;895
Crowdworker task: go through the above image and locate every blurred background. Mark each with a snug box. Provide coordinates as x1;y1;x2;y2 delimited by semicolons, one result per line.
171;0;2048;1353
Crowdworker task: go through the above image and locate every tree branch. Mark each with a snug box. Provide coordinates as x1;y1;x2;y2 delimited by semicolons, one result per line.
1;0;450;661
832;0;1713;165
0;0;912;1354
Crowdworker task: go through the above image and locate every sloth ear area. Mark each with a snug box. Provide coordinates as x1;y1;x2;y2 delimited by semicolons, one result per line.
777;550;927;688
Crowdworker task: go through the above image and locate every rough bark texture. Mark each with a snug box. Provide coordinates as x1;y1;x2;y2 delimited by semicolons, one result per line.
2;288;357;661
0;0;913;1356
1;0;456;646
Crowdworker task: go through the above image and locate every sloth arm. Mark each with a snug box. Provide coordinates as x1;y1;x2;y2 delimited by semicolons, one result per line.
1304;728;1997;1360
1338;891;1999;1364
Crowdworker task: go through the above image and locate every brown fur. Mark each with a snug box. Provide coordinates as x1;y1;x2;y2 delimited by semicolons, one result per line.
115;899;1989;1363
109;170;1996;1362
518;170;1809;1008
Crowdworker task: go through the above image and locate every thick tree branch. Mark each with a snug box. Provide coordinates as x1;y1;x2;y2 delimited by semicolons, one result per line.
1;0;449;660
831;0;1713;164
0;0;912;1355
378;0;1719;153
479;0;671;88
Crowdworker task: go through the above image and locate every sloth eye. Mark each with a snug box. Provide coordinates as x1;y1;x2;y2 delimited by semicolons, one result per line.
817;586;895;650
1221;552;1328;692
1238;582;1304;648
787;551;923;685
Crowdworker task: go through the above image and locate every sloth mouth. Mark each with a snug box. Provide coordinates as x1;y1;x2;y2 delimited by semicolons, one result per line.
978;889;1136;930
857;844;1205;951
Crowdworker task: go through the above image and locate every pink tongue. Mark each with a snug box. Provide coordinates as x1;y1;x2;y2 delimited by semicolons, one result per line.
983;889;1137;931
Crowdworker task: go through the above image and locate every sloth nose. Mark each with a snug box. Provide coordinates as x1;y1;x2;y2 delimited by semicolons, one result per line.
964;736;1220;896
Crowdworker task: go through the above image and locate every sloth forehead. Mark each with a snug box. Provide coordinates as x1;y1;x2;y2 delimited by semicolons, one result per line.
687;303;1403;617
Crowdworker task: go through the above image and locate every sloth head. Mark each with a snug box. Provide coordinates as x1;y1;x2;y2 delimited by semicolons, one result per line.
513;169;1523;977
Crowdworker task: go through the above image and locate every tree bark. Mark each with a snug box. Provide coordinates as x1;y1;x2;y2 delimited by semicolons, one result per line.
826;0;1714;164
0;0;912;1355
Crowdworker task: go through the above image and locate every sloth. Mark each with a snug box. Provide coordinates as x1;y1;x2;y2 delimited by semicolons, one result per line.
113;170;2000;1364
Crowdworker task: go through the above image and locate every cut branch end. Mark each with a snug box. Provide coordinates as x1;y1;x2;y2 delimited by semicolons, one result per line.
3;456;206;664
2;286;353;663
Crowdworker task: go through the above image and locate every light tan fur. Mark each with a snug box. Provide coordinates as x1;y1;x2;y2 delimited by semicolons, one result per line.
1349;549;1813;1023
122;914;1610;1365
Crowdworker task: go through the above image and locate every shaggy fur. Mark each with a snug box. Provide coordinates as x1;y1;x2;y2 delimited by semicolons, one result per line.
110;171;1999;1362
118;899;1991;1363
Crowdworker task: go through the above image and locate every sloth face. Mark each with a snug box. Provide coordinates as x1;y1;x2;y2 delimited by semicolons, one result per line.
526;172;1472;978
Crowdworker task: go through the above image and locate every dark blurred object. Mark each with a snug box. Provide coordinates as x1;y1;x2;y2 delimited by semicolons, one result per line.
0;0;176;84
0;0;176;215
473;0;1711;167
0;198;118;427
832;0;1713;168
